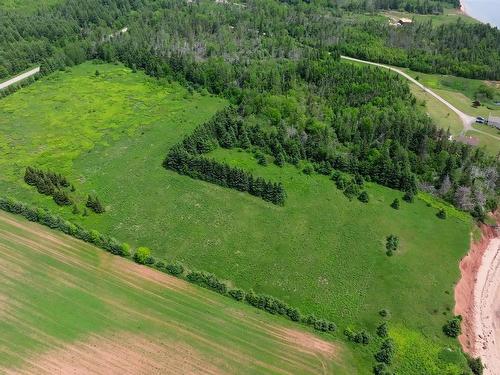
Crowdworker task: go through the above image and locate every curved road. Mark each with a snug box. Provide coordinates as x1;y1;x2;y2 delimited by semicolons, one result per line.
341;56;500;141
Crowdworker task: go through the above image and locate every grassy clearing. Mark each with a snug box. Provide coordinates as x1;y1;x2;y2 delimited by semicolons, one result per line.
466;130;500;155
409;84;463;135
0;211;354;374
0;62;473;373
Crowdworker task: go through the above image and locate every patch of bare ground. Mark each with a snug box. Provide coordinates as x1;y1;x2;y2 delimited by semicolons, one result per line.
2;333;226;375
277;327;337;358
228;309;339;374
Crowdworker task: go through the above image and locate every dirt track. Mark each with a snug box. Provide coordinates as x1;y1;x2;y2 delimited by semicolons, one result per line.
0;67;40;90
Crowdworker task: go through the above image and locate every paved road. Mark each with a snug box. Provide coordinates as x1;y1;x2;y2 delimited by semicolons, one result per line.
0;66;40;90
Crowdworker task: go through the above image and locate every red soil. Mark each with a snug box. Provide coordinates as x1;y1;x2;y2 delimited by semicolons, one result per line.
454;213;499;354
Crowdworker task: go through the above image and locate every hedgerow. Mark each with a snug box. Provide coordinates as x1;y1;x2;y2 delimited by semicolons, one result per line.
0;197;129;256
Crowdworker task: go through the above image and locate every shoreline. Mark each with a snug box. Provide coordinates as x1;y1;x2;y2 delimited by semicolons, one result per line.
455;215;500;374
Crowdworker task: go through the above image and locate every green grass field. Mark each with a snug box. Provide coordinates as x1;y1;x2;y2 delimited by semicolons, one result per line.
381;8;479;27
401;68;500;118
0;210;355;374
409;84;464;136
0;62;473;373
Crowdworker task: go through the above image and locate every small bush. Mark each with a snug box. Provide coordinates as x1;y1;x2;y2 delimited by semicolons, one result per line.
390;198;400;210
437;209;447;219
353;330;370;345
376;322;388;338
187;271;227;294
386;235;399;252
374;338;395;364
466;354;484;375
86;195;105;214
302;164;314;175
373;363;390;375
255;151;267;166
133;247;152;265
358;191;369;203
343;182;359;200
165;262;184;276
229;288;246;301
403;191;414;203
379;309;390;318
354;174;364;187
443;315;462;337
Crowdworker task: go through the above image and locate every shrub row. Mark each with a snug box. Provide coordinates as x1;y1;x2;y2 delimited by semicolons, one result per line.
0;197;337;336
0;197;128;256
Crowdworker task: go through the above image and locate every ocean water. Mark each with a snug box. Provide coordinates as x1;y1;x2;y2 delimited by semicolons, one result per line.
461;0;500;28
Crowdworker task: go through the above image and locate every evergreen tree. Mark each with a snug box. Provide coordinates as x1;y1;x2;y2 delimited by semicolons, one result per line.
358;191;369;203
275;152;285;167
391;198;400;210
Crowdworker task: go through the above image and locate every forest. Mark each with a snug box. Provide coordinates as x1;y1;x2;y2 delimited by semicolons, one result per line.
1;0;499;82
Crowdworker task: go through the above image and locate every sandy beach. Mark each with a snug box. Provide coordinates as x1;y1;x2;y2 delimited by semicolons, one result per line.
473;235;500;374
455;220;500;374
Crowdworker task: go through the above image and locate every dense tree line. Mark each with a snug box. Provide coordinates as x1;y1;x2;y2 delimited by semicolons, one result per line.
8;0;497;214
164;109;286;205
0;0;147;78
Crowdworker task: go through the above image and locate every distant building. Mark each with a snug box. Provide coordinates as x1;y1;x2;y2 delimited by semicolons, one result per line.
397;18;413;26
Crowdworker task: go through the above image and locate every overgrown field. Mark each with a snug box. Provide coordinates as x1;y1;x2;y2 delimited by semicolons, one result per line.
0;210;354;374
0;62;473;373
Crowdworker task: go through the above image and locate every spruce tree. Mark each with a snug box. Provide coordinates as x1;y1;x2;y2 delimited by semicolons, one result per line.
390;198;400;210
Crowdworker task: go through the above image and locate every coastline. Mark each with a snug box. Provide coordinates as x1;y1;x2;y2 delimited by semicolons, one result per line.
455;215;500;374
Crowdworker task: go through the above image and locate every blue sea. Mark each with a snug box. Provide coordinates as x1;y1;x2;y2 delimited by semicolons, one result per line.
461;0;500;28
